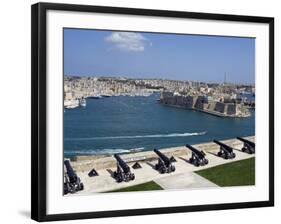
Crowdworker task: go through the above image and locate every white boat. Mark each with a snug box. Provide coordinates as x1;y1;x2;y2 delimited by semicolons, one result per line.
79;98;86;107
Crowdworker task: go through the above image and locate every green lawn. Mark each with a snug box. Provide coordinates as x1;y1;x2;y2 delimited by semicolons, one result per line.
107;181;163;193
196;157;255;187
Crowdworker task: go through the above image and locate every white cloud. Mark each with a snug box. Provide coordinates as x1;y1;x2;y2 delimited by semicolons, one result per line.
105;32;150;52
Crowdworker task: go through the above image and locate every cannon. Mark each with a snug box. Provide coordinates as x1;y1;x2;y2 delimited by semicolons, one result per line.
64;174;70;195
213;140;236;159
186;144;209;166
113;154;135;183
64;160;84;194
153;149;176;173
237;137;255;154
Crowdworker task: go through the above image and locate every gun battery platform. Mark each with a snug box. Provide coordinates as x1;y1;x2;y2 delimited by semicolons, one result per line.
64;136;255;194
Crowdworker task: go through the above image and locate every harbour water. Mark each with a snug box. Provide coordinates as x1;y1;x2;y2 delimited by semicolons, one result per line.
64;93;255;157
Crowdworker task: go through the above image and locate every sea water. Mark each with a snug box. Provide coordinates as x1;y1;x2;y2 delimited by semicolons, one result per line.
64;93;255;157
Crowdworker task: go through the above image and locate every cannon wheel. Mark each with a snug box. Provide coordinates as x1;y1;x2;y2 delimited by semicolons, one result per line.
116;176;123;183
204;159;209;165
64;183;71;195
222;153;228;159
78;182;84;191
124;177;130;182
69;185;76;194
194;160;199;167
160;167;166;174
155;164;159;170
247;149;253;154
130;173;135;180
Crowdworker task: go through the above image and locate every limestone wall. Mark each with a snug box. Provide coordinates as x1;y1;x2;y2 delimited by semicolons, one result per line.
160;92;250;117
68;136;255;172
226;104;237;115
214;102;226;114
160;94;194;108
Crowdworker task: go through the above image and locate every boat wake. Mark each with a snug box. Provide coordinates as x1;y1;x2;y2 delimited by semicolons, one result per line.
65;147;144;156
65;131;207;141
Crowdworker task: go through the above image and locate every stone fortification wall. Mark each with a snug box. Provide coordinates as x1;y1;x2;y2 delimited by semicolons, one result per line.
68;136;255;172
214;102;226;114
160;92;242;117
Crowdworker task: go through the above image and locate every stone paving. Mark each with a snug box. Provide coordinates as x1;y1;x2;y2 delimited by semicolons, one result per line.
73;148;255;195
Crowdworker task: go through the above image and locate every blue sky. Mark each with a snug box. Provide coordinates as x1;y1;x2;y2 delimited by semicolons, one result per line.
64;28;255;84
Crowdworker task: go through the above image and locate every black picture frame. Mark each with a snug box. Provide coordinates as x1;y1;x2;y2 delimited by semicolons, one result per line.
31;2;274;222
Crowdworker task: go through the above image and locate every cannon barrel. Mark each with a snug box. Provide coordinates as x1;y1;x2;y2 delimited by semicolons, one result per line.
237;137;255;148
213;140;233;152
64;160;74;175
114;154;130;173
64;160;77;183
154;149;170;165
186;144;205;158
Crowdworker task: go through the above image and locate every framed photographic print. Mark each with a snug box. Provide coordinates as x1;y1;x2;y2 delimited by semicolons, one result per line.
31;2;274;222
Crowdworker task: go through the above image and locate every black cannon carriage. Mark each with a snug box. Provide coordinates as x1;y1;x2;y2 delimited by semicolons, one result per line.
153;149;176;174
213;140;236;159
237;137;255;154
64;160;84;194
186;144;209;166
113;154;135;183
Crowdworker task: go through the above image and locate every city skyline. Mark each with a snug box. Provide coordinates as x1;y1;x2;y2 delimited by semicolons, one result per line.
64;29;255;85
